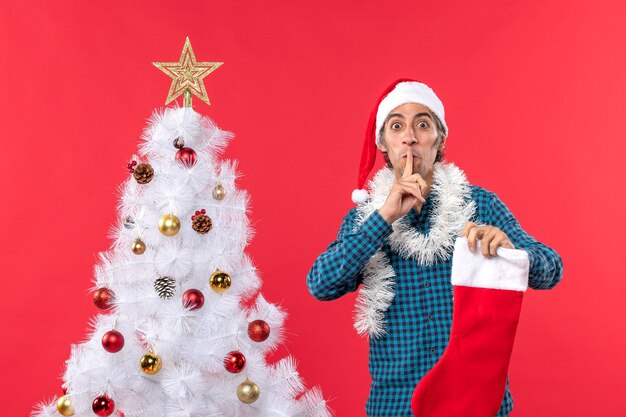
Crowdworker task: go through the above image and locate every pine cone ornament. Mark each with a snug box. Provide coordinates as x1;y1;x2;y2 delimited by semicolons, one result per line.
133;163;154;184
154;276;176;299
191;209;212;234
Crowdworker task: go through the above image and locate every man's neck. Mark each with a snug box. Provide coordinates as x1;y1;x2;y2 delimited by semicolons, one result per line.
421;170;434;198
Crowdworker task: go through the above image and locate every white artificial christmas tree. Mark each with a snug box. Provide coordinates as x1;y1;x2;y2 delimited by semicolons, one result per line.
33;38;331;417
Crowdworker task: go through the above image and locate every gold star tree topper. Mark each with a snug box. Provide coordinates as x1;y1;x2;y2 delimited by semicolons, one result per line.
153;37;223;107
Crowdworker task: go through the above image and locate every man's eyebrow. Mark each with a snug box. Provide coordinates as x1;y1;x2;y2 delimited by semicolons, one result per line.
387;112;433;120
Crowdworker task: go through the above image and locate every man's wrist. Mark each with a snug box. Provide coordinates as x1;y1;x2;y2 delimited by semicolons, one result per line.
378;208;396;225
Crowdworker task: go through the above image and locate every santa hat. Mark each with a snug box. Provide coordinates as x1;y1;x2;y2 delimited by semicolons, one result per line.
351;78;448;204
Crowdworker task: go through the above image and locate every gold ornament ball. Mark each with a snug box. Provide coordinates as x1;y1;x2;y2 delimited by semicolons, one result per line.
237;379;260;404
140;352;163;375
158;214;181;236
212;183;227;200
56;395;75;416
131;239;146;255
209;270;231;293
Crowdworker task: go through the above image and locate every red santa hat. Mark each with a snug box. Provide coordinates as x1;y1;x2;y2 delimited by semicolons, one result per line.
351;78;448;204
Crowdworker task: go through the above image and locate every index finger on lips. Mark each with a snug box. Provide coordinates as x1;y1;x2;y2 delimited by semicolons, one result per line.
402;149;413;179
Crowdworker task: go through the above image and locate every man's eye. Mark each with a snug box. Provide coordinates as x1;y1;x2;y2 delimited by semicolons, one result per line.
418;121;429;128
391;122;401;129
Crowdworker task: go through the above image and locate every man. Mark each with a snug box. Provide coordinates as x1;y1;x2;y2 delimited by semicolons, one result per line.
306;79;563;417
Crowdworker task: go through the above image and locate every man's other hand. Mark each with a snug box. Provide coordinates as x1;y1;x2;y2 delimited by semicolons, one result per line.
462;222;515;258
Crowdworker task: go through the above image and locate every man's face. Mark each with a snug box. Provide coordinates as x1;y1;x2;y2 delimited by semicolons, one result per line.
378;102;445;179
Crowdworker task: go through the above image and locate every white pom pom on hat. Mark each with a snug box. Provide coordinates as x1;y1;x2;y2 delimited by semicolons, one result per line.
351;188;370;204
352;78;448;204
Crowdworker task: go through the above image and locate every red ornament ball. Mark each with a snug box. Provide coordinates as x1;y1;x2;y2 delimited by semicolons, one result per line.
182;289;205;310
93;288;115;310
102;330;124;353
224;350;246;373
92;395;115;416
175;147;197;167
248;320;271;342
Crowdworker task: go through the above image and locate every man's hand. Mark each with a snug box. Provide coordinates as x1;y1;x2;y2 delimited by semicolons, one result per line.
462;222;515;258
378;150;428;225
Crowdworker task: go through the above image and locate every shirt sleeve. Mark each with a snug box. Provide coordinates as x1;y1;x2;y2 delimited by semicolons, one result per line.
306;208;394;301
487;191;564;290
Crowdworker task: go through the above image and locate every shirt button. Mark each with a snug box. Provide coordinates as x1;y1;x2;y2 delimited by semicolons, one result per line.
427;314;433;320
430;348;437;355
423;282;430;288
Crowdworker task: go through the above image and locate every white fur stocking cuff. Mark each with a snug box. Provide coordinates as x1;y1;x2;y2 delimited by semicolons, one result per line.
451;237;529;291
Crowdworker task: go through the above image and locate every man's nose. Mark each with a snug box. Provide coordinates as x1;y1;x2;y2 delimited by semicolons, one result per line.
402;129;417;145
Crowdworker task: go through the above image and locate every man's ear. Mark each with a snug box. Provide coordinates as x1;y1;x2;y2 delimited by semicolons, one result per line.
440;135;447;151
377;138;388;153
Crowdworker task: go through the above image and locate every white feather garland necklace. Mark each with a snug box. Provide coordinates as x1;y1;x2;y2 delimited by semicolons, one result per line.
353;162;476;338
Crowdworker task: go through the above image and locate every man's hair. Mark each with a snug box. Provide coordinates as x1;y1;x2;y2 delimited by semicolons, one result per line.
379;113;447;169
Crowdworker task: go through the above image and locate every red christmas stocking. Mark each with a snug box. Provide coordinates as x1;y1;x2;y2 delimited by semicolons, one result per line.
411;237;529;417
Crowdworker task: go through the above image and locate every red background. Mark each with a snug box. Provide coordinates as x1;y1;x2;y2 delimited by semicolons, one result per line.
1;1;624;416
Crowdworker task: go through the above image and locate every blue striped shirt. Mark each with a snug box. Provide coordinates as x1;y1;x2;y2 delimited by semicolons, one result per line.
306;184;563;417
